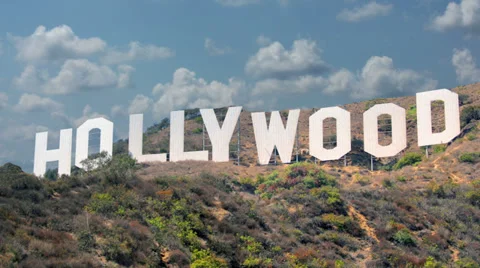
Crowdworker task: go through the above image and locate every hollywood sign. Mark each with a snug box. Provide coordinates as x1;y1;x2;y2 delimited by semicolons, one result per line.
33;89;461;177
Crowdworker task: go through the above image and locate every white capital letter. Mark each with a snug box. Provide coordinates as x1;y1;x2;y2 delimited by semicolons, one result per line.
310;107;351;161
200;106;242;162
170;110;209;162
417;89;460;146
75;118;114;169
34;129;72;177
364;103;407;158
252;109;300;165
129;114;167;163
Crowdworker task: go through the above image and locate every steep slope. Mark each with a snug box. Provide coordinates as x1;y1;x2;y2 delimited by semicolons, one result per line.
1;84;479;267
0;118;479;267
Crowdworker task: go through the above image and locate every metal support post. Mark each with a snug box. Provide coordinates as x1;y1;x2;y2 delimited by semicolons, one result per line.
370;155;374;171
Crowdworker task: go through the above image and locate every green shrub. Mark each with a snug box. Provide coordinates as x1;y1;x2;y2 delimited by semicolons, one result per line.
146;118;169;135
455;257;479;268
191;249;228;268
466;133;476;141
423;256;443;268
320;214;351;231
459;152;480;163
44;169;59;181
85;193;115;215
194;116;203;124
433;145;446;154
193;127;203;134
461;105;480;127
465;190;480;207
407;105;417;121
459;94;470;105
382;178;395;189
393;153;423;170
353;174;370;186
393;229;416;246
310;186;343;207
78;231;95;252
102;231;135;266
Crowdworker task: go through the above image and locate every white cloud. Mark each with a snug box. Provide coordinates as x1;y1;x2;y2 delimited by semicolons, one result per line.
328;56;437;99
245;97;278;111
152;68;243;119
101;41;175;65
430;0;480;35
204;38;232;56
452;48;480;84
13;59;135;95
337;1;393;22
74;105;109;127
256;35;272;46
0;123;49;141
117;65;136;89
128;94;153;114
111;105;126;118
44;59;133;94
0;93;8;110
252;75;326;95
252;56;437;99
12;65;48;91
9;25;106;63
245;39;329;79
51;104;109;128
14;93;63;113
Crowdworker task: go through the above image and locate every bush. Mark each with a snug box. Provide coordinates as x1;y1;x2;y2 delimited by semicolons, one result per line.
455;257;479;268
432;145;446;154
78;231;95;252
146;118;170;135
310;186;343;207
353;174;370;186
466;133;476;141
393;229;416;246
465;190;480;207
382;178;395;189
194;117;203;124
191;249;228;268
44;169;59;181
85;193;116;215
407;105;417;121
320;214;351;231
459;94;470;105
393;153;423;170
192;128;203;134
461;105;480;127
423;256;443;268
459;152;480;163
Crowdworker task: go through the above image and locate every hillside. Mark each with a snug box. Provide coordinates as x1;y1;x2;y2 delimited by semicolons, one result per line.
0;85;479;267
113;83;480;169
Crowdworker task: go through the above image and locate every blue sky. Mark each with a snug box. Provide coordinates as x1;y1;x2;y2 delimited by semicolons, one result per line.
0;0;479;172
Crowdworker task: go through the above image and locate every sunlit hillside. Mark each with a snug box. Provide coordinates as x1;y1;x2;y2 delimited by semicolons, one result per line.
0;85;479;267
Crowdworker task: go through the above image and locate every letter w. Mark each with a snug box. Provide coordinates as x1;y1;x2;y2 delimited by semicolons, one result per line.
251;110;300;165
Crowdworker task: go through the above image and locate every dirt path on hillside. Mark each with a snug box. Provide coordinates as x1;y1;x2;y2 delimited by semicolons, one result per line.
347;205;379;267
449;246;460;262
431;144;468;184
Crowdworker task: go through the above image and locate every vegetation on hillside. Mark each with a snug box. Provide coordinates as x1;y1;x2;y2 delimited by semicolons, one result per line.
1;152;479;267
1;85;479;267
